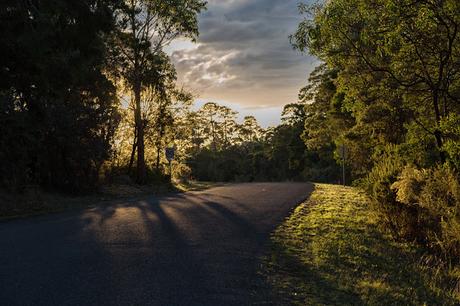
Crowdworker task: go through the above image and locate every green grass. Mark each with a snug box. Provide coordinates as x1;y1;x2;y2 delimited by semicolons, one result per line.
263;183;459;305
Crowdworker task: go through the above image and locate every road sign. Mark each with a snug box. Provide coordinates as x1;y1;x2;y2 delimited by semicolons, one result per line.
165;147;175;161
339;144;348;159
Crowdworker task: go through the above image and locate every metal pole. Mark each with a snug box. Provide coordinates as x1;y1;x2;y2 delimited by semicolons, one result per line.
342;145;346;186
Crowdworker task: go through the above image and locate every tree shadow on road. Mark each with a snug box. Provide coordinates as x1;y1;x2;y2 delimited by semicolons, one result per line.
0;183;313;305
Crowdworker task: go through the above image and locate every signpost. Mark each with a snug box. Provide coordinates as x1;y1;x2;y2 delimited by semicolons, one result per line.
339;144;347;186
165;147;175;181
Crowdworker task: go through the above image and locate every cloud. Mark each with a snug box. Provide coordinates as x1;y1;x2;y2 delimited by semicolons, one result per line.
172;45;239;89
169;0;318;123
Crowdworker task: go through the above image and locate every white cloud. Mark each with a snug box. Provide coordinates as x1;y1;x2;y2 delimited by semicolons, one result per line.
168;0;319;126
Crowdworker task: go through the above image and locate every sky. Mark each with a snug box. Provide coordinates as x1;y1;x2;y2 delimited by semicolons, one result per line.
165;0;318;127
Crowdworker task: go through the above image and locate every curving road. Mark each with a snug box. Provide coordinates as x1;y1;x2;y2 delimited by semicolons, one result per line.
0;182;313;305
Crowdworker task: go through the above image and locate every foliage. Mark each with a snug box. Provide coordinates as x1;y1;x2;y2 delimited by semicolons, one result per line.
0;0;120;192
294;0;460;265
392;165;460;260
0;0;206;192
440;113;460;170
109;0;206;183
363;145;408;237
186;101;343;183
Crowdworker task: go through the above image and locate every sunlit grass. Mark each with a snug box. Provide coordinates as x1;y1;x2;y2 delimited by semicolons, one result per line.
263;183;459;305
173;180;222;192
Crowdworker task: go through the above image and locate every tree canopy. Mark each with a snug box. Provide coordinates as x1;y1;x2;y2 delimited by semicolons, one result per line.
292;0;460;264
0;0;120;192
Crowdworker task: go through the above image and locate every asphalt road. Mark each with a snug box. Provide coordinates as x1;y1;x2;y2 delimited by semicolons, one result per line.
0;182;313;306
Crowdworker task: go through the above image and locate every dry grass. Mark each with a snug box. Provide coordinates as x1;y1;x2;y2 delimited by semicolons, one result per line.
0;181;219;220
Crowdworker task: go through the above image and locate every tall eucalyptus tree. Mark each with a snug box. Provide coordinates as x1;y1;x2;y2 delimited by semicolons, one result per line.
111;0;206;183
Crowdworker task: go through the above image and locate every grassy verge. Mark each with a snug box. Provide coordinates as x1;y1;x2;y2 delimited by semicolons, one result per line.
174;180;224;192
0;180;218;220
263;183;459;305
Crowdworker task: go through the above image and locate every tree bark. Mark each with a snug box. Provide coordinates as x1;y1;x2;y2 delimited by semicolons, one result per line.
432;88;446;162
129;1;146;184
156;143;161;171
134;81;146;183
128;128;137;173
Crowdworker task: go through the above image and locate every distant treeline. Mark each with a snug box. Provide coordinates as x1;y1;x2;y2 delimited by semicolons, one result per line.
186;102;340;183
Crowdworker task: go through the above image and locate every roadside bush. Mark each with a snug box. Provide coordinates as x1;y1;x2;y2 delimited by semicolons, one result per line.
440;114;460;172
392;166;460;261
364;146;409;237
172;162;192;183
145;168;171;184
365;147;460;262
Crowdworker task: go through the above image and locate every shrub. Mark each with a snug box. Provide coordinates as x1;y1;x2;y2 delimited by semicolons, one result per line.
392;166;460;261
365;144;460;264
440;113;460;171
172;162;192;183
363;145;409;237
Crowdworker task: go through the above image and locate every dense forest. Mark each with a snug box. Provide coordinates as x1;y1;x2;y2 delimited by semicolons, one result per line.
1;0;459;277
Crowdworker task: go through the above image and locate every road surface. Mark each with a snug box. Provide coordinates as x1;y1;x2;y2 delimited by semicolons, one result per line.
0;182;313;305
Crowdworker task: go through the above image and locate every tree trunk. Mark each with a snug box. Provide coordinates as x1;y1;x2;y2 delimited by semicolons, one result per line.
156;143;161;171
223;120;227;144
134;81;146;183
128;128;137;173
432;89;446;162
